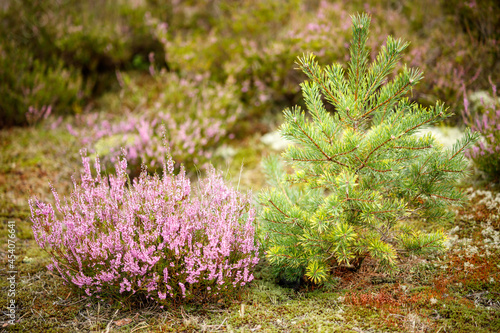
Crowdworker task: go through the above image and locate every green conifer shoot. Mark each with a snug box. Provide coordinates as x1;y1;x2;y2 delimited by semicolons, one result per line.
258;13;478;285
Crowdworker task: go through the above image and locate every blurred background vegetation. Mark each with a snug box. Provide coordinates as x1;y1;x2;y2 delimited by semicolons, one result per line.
0;0;500;142
1;3;499;331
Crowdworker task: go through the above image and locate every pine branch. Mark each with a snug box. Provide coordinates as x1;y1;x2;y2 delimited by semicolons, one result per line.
447;142;469;162
294;121;332;160
361;111;443;170
359;137;393;169
267;227;298;238
298;56;339;106
361;80;412;118
263;216;303;230
343;197;375;203
398;110;444;138
354;154;393;173
331;145;359;159
362;54;398;103
430;193;460;202
393;145;432;150
268;199;291;219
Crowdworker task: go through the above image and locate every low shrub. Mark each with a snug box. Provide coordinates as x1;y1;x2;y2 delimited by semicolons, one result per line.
258;13;477;285
68;71;242;175
29;151;259;305
463;83;500;181
0;0;165;127
0;42;86;128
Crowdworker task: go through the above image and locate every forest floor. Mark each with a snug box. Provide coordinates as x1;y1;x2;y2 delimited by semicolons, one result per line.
1;125;499;332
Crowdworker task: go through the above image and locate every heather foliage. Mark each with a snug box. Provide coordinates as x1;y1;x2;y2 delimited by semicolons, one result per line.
259;14;478;285
29;152;259;305
463;83;500;181
0;0;164;127
68;71;241;175
2;0;498;128
146;0;497;128
0;41;87;127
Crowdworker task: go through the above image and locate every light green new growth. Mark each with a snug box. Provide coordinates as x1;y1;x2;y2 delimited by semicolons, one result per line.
259;13;478;285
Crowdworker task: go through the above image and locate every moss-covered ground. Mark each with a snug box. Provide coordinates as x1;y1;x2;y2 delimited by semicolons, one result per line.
1;124;499;332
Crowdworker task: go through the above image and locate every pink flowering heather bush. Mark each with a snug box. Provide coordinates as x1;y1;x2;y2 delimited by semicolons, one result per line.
29;151;259;305
463;83;500;181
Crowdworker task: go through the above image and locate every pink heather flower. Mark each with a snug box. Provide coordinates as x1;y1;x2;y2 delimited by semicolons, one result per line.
463;84;499;163
119;279;132;293
66;124;77;136
179;283;186;297
29;151;259;305
483;114;489;130
472;145;480;156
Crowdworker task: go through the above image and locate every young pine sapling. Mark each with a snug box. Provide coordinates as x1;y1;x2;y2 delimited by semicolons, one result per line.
259;13;478;285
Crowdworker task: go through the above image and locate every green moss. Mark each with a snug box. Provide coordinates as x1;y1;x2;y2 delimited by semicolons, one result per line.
436;302;500;332
343;306;401;332
16;221;34;240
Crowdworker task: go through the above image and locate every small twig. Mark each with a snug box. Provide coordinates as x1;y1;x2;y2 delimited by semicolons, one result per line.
104;309;119;333
131;322;149;333
31;308;45;322
96;302;100;331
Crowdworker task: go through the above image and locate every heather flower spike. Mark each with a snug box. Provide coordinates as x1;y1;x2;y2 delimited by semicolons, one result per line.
463;82;500;180
259;13;478;285
30;150;259;304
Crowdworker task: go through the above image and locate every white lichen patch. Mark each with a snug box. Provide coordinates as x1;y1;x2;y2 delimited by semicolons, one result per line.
260;130;291;151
